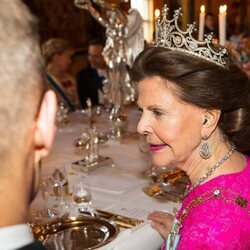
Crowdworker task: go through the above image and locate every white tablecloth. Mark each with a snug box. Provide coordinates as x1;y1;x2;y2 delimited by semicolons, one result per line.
31;107;179;250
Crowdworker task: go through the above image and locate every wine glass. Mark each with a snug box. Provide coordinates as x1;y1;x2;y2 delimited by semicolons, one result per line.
40;175;56;218
138;134;150;154
52;166;69;210
147;165;158;182
56;102;69;129
73;182;94;216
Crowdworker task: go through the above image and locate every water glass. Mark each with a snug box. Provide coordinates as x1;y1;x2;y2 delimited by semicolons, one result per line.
40;175;56;218
56;102;69;128
73;182;94;216
52;166;69;209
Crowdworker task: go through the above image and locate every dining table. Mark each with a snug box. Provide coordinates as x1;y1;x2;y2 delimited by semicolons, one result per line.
30;104;180;250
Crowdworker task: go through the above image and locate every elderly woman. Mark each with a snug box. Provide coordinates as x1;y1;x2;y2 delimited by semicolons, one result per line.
130;7;250;249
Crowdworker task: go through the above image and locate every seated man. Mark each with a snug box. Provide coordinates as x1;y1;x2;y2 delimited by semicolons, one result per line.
77;38;107;108
0;1;57;249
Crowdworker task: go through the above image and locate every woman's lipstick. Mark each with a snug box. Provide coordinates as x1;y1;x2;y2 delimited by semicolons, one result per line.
149;144;166;152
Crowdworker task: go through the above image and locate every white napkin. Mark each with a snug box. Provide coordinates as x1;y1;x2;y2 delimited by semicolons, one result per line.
83;173;146;194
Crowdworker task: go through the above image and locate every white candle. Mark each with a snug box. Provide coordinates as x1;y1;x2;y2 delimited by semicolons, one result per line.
154;9;160;43
198;5;205;41
219;5;227;46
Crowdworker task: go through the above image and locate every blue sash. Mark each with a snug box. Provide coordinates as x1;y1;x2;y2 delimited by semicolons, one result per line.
46;74;74;111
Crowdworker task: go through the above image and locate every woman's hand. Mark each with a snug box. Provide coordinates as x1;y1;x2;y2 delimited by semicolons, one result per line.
148;211;174;239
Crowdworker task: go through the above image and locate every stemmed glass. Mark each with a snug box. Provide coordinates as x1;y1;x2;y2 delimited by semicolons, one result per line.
73;181;94;216
40;175;56;218
56;102;69;129
52;166;69;210
146;164;158;183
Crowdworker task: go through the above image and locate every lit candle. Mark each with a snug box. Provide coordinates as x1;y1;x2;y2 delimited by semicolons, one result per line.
198;5;205;41
154;9;160;43
219;5;227;46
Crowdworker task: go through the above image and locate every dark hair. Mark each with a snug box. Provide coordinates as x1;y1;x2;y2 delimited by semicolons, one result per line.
130;47;250;152
89;38;105;47
205;12;215;19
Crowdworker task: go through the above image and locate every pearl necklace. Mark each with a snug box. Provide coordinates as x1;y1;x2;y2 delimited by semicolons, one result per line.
185;145;236;196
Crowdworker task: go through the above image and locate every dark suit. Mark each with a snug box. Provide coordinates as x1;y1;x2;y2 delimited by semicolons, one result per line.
76;66;104;108
17;240;46;250
204;26;218;39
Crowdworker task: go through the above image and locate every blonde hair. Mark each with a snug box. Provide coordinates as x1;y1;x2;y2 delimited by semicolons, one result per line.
42;38;74;65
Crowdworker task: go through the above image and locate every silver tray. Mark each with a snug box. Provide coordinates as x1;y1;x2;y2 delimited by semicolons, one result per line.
71;156;113;173
32;216;119;250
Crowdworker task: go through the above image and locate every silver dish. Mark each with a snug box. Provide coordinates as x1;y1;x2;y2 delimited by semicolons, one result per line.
32;216;119;250
71;156;113;174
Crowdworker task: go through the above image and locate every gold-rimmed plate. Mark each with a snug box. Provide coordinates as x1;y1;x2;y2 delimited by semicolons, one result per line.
32;216;119;250
142;182;186;203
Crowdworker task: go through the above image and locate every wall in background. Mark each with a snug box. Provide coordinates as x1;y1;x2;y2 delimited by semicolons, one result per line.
24;0;105;49
24;0;249;47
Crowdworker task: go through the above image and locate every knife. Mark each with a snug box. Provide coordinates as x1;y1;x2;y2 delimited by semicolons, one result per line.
95;209;144;228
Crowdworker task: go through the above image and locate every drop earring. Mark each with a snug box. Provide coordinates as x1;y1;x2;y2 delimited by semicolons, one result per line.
199;136;211;159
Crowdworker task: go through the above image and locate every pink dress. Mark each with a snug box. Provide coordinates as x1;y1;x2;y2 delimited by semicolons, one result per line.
165;156;250;249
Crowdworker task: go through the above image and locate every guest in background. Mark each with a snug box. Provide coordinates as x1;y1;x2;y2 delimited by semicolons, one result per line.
76;38;107;108
242;61;250;78
204;12;218;39
228;15;247;45
0;0;57;249
228;1;248;45
42;38;77;110
131;9;250;248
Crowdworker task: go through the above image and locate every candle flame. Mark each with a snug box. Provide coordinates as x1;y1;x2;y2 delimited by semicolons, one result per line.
200;5;205;13
155;9;160;18
219;5;227;14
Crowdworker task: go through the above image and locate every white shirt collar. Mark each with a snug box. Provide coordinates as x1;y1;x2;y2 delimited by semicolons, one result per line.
0;224;34;250
97;69;107;78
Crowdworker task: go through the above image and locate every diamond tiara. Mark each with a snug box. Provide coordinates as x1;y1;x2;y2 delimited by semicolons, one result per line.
156;5;228;68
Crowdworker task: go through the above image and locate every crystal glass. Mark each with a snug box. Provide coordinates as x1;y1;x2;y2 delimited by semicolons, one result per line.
73;182;94;216
145;164;158;183
86;127;99;163
56;102;69;128
52;166;69;210
40;175;56;218
138;134;150;154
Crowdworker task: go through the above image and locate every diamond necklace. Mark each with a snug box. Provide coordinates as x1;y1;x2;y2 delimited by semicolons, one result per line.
185;145;236;196
167;146;236;249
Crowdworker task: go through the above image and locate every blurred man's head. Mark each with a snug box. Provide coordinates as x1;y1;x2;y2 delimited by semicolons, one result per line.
0;0;57;222
205;13;215;30
88;39;106;70
0;0;43;164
